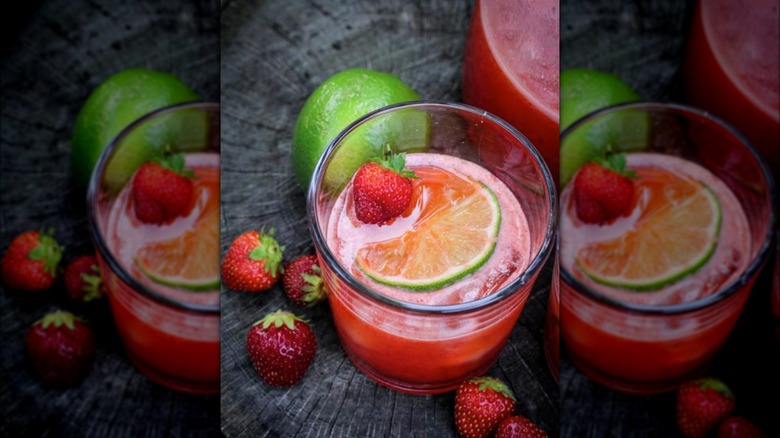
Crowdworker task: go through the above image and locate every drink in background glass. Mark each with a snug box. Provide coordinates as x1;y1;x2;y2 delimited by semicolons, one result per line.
88;103;220;394
308;101;556;394
559;103;775;394
544;253;560;383
462;0;560;182
683;0;780;173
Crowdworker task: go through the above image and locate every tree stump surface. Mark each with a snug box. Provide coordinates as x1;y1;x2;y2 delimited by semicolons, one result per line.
220;1;560;436
1;1;219;436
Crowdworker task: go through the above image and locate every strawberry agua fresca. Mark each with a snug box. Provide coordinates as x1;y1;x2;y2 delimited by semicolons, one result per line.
318;152;536;393
95;152;220;394
560;152;754;393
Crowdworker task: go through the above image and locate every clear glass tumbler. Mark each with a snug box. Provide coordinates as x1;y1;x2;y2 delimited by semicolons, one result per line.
559;102;776;394
87;102;220;394
308;100;556;394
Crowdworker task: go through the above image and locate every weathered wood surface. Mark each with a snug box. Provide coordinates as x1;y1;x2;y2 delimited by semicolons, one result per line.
220;1;560;436
560;1;779;437
1;1;219;436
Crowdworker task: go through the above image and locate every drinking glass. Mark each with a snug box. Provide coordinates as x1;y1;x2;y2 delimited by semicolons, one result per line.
308;100;556;394
87;102;220;394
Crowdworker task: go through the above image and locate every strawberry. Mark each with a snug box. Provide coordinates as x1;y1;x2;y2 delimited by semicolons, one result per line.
352;150;417;225
495;415;548;438
1;229;62;291
281;254;327;306
572;154;635;225
677;377;736;438
63;255;104;302
25;310;96;386
222;229;284;292
454;376;516;438
717;416;767;438
246;310;317;387
132;153;195;224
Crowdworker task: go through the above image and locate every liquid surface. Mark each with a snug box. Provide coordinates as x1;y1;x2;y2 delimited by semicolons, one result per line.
561;153;751;306
327;153;531;305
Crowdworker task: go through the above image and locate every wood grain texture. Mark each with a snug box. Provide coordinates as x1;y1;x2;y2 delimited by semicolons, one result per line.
560;1;779;437
1;0;219;436
220;0;560;436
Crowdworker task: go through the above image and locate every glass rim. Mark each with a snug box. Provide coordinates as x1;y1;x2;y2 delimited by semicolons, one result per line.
307;99;558;315
559;101;777;315
86;101;220;315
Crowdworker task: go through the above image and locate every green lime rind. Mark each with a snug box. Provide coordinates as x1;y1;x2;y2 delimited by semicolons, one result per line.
578;185;722;292
357;183;501;292
135;259;220;292
291;68;425;192
71;68;202;189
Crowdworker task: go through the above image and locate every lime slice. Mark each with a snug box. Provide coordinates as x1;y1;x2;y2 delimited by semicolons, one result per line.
135;209;220;291
355;180;501;291
576;169;722;291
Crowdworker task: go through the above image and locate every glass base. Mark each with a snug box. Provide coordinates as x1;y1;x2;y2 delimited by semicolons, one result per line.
126;351;218;395
568;354;709;395
344;349;497;395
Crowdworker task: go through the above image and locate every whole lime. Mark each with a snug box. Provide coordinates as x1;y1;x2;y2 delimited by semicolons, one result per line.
291;68;424;191
71;68;201;187
560;68;647;186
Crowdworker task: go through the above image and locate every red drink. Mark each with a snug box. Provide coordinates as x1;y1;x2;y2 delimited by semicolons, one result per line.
88;103;220;394
683;0;780;172
559;103;775;394
462;0;560;181
309;102;556;394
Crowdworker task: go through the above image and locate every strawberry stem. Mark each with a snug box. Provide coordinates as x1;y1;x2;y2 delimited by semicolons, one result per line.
28;228;63;277
248;228;285;276
255;310;308;330
35;310;83;330
470;376;516;401
371;144;418;179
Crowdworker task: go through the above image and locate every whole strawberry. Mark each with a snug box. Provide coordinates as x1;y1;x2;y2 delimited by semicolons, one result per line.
63;255;104;302
132;153;195;224
222;229;284;292
282;255;327;306
717;416;767;438
454;376;516;438
25;310;96;386
573;154;635;225
496;415;548;438
677;377;736;438
352;150;417;225
1;229;62;291
246;310;317;387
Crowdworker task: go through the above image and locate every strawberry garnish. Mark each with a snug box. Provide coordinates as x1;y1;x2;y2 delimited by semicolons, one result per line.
677;377;736;438
1;229;62;291
455;376;516;438
25;310;96;386
132;152;195;224
717;416;767;438
352;149;417;225
495;415;548;438
572;154;635;225
246;310;317;387
221;229;284;292
63;255;104;302
282;254;327;306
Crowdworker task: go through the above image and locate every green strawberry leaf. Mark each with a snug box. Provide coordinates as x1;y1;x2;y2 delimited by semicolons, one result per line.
28;229;63;277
